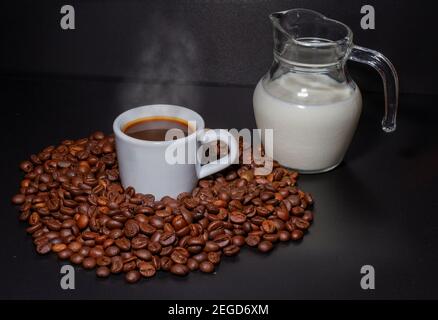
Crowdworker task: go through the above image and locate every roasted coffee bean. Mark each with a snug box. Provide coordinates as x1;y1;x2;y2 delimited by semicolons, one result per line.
263;233;279;243
96;256;112;267
187;245;203;254
67;241;81;252
70;253;84;264
103;238;114;248
125;270;141;283
135;249;152;261
204;241;220;252
251;216;265;226
189;224;202;237
176;235;190;248
199;261;215;273
183;198;198;210
138;261;156;278
119;251;134;262
136;206;154;215
52;243;67;253
288;195;301;206
89;246;104;258
20;160;33;173
170;263;189;276
291;229;304;241
278;230;291;242
96;266;111;278
36;243;51;255
242;221;252;233
207;252;221;265
230;211;246;224
79;246;90;257
285;221;295;232
76;214;89;229
115;238;131;251
11;194;26;205
58;228;71;238
160;245;173;256
58;248;73;260
232;235;245;247
249;229;264;236
187;236;205;247
106;219;123;230
170;248;189;265
160;256;173;271
32;228;45;238
50;238;63;245
34;235;48;247
245;235;261;247
82;257;97;269
124;219;140;238
261;220;276;234
171;215;187;231
304;193;313;205
223;244;240;256
213;234;231;248
272;219;285;231
208;229;224;240
139;222;156;236
45;219;62;231
276;208;289;221
187;258;199;271
105;245;120;257
160;231;176;246
180;208;193;225
82;231;98;240
149;216;164;229
260;191;274;202
147;242;161;254
292;206;305;216
131;236;148;249
192;252;208;263
110;256;123;273
294;218;310;230
218;191;231;202
155;209;171;218
151;255;161;270
302;210;314;222
123;260;137;272
109;229;124;239
225;171;238;181
258;240;273;253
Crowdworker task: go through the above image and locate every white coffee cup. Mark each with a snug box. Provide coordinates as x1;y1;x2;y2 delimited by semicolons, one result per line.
113;104;238;199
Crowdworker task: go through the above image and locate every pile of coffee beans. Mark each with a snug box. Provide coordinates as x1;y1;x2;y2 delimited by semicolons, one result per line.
11;132;314;283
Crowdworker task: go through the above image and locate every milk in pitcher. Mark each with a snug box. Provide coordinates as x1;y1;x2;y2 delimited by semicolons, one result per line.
253;72;362;172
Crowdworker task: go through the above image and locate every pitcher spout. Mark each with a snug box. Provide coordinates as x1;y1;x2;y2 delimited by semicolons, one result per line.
269;8;352;67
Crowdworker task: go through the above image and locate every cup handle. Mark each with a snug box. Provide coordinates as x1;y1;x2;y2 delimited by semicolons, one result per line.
196;129;238;179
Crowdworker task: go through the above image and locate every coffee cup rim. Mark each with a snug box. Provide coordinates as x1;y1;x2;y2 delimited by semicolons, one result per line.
113;104;205;146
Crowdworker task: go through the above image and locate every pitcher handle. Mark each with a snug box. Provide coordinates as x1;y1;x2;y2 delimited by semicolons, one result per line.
349;46;399;132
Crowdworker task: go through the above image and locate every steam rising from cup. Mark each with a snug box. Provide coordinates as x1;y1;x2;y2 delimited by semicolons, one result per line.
119;14;202;108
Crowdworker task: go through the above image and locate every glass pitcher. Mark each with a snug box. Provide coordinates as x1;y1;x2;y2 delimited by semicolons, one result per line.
253;8;398;173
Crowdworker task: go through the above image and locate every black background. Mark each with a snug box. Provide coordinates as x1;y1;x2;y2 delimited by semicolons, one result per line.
1;0;437;94
1;0;438;300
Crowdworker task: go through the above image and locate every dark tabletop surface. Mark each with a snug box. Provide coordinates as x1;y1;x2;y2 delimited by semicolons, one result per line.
1;75;437;300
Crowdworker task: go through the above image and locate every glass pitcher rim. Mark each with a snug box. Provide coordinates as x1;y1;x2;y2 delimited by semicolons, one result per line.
269;8;353;49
